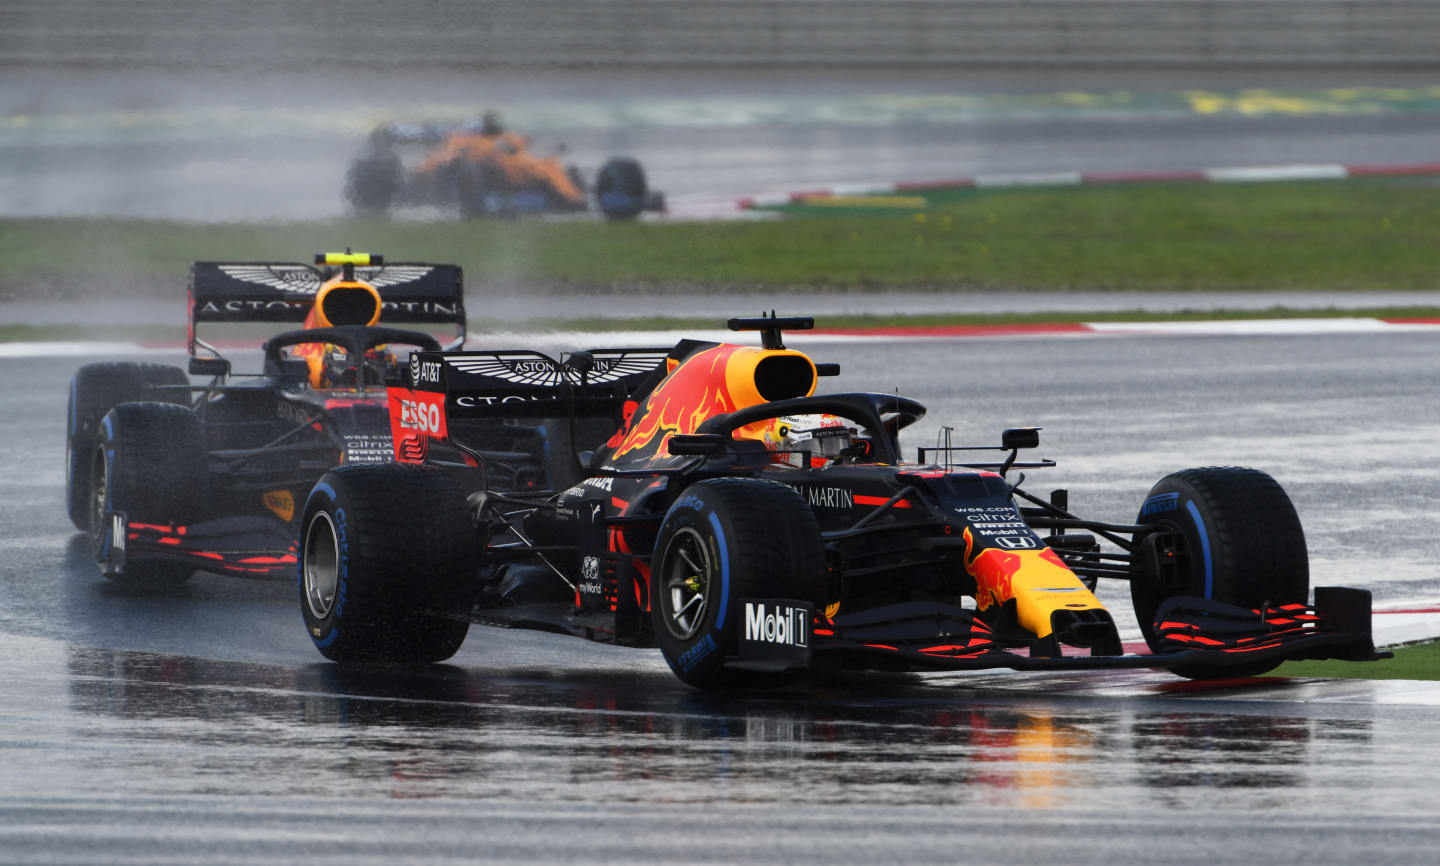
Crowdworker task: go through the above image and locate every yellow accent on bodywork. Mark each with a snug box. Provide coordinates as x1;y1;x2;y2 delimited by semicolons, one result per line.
263;490;295;522
312;280;382;328
1007;563;1108;639
321;252;372;266
721;346;817;409
963;527;1108;639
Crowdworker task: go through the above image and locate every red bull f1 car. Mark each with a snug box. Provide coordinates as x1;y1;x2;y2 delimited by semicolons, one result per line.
345;117;664;221
69;251;554;588
296;316;1386;686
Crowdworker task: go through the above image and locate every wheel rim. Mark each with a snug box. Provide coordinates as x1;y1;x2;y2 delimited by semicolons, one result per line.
89;447;108;545
303;512;341;620
660;526;713;641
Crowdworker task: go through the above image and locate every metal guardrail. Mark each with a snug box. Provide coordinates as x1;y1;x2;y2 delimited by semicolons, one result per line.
4;1;1439;67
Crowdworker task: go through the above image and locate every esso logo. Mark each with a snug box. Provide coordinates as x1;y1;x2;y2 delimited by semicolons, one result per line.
400;399;442;433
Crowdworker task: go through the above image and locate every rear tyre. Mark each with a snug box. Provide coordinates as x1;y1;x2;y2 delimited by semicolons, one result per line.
67;363;189;530
344;153;403;215
457;160;509;219
1131;466;1309;679
299;464;476;663
595;157;648;221
650;478;824;688
93;402;207;588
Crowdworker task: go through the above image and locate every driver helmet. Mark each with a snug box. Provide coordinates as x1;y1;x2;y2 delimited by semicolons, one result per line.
744;414;858;468
481;111;504;136
319;343;396;388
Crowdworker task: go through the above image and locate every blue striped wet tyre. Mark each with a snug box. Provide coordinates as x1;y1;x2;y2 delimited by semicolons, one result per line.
67;362;189;530
1132;466;1309;678
93;402;206;588
650;478;824;688
299;464;475;663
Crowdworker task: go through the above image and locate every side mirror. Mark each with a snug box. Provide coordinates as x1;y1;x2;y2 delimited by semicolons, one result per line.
189;357;230;377
814;363;841;377
668;433;726;456
270;358;310;384
1001;427;1040;450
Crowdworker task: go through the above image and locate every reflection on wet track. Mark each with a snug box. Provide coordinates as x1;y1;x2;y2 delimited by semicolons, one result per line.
13;633;1426;810
6;628;1440;863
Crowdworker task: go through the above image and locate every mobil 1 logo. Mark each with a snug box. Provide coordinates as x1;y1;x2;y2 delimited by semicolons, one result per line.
738;599;812;668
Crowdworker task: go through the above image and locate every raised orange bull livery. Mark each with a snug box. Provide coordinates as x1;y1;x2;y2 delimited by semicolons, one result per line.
609;344;817;463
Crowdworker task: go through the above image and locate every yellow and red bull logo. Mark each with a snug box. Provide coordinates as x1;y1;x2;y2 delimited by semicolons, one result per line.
962;526;1108;640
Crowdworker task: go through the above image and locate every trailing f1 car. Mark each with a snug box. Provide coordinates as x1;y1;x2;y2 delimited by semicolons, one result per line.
345;115;664;221
296;316;1386;685
68;251;552;588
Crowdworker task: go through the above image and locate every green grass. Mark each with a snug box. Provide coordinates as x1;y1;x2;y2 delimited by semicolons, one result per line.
1268;639;1440;680
4;180;1440;298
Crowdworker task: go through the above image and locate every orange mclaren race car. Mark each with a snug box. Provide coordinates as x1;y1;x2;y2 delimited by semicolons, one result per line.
345;114;664;220
295;316;1386;686
67;252;556;588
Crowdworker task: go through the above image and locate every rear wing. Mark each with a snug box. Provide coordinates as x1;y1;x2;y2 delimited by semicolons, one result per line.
388;347;671;460
187;261;465;353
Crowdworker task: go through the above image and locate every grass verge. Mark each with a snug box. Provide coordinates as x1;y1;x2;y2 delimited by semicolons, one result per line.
4;180;1440;298
1268;639;1440;680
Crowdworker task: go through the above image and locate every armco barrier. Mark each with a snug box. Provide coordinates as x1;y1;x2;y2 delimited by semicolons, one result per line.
4;1;1440;68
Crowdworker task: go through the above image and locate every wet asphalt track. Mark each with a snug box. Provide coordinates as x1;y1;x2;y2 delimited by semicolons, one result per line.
4;331;1440;864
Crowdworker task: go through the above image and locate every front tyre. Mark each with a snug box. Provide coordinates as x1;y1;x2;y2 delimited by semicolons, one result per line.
67;362;189;530
93;402;207;588
1131;466;1309;679
299;464;476;663
650;478;824;688
595;157;648;221
344;152;403;215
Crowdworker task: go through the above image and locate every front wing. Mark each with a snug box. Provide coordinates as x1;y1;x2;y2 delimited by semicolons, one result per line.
98;512;297;579
806;587;1387;674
